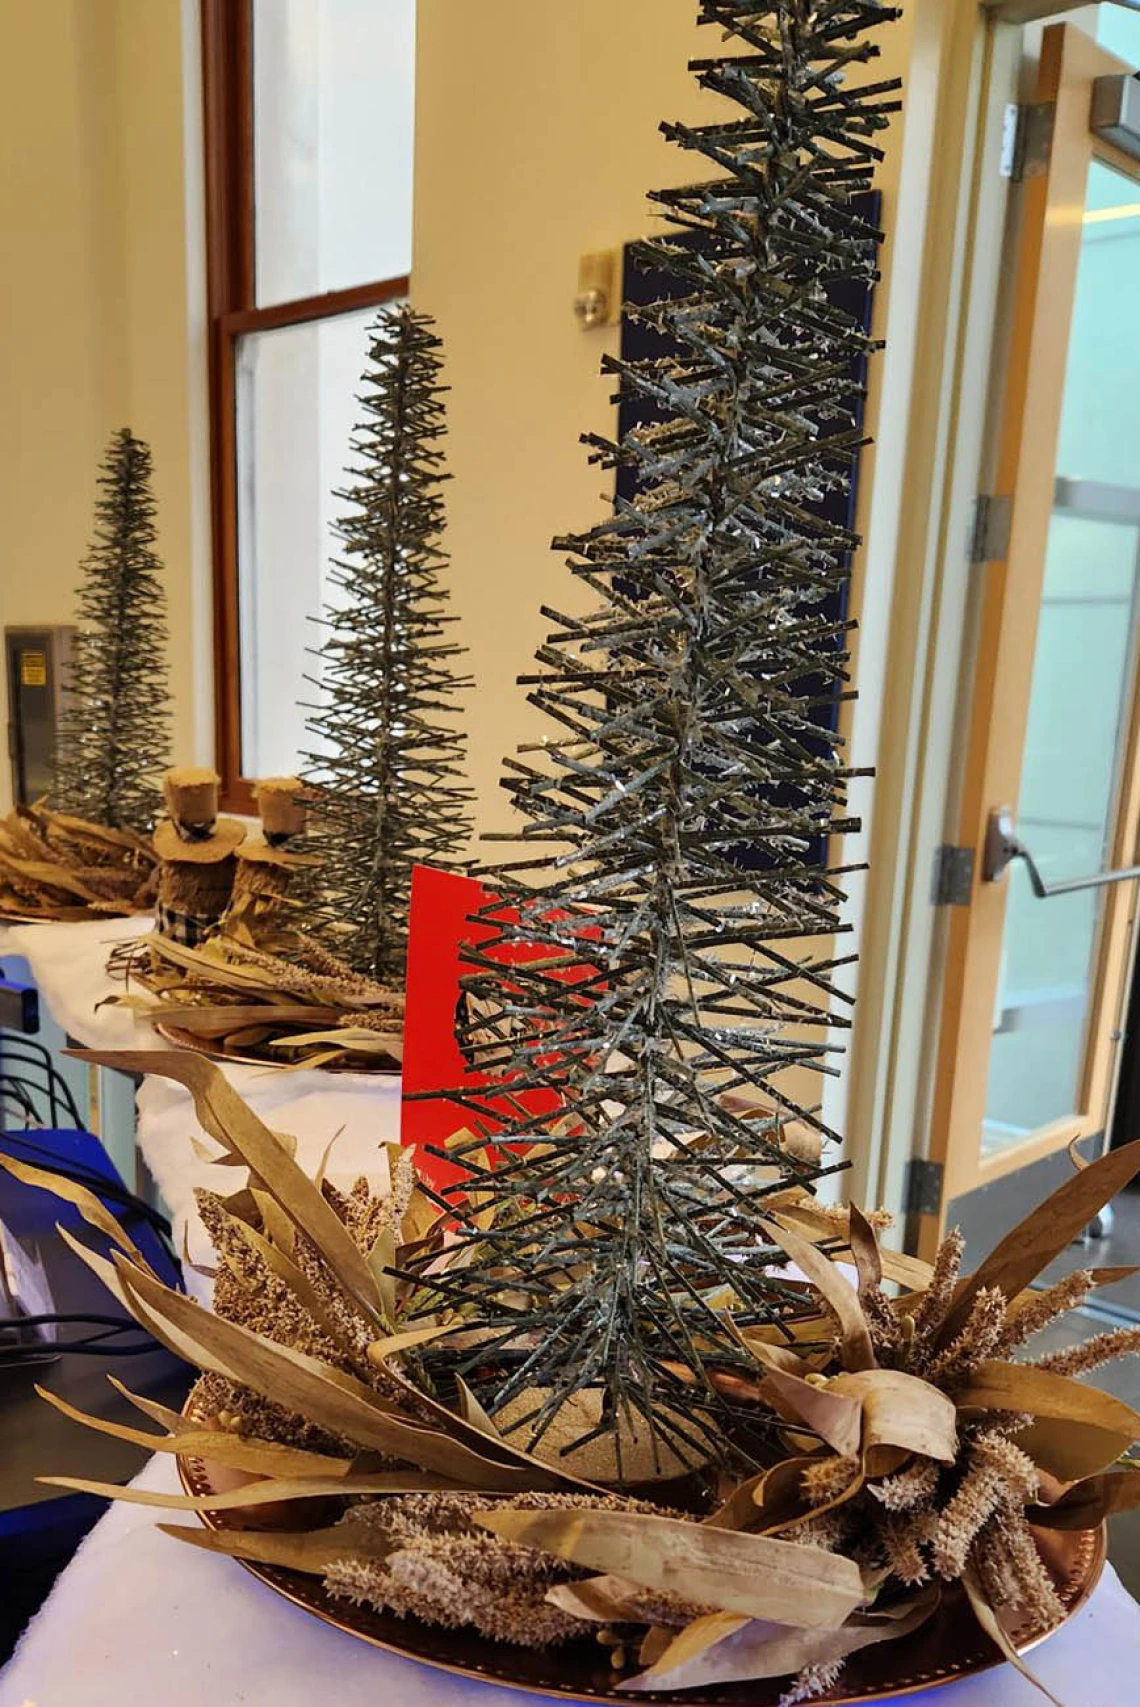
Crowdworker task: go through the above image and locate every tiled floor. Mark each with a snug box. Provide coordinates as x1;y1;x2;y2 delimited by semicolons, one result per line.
1035;1185;1140;1316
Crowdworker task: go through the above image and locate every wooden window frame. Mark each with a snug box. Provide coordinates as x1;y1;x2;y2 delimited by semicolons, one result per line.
201;0;410;811
920;22;1140;1253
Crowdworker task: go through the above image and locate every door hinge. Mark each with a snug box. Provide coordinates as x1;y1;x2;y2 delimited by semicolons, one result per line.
904;1157;945;1218
970;493;1013;564
933;843;975;907
1000;102;1055;181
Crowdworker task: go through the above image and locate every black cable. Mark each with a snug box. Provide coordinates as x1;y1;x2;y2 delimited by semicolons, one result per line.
0;1037;181;1271
10;1313;139;1329
0;1081;44;1126
0;1311;160;1360
0;1341;159;1359
0;1038;87;1130
26;1343;158;1357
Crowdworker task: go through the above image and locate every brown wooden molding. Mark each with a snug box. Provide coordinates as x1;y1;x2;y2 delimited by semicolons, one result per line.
201;2;409;810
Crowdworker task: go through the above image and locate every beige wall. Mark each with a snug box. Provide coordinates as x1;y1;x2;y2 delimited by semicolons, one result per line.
413;0;719;838
0;0;205;812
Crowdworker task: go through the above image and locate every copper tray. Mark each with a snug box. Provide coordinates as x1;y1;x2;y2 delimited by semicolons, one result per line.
154;1021;400;1076
0;908;110;924
177;1451;1105;1703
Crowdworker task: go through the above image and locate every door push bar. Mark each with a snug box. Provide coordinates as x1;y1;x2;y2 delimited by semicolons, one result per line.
984;807;1140;898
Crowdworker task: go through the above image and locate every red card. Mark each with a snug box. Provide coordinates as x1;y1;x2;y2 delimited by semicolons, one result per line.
400;866;568;1188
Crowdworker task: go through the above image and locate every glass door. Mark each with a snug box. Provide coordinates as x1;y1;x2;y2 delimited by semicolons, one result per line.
925;23;1140;1251
986;161;1140;1158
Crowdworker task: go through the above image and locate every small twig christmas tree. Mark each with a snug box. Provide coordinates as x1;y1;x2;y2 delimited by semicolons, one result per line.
53;428;171;833
409;0;900;1477
303;305;472;986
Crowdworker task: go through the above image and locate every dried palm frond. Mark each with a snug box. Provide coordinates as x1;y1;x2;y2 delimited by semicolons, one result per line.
0;802;156;920
107;925;404;1071
9;1050;1139;1701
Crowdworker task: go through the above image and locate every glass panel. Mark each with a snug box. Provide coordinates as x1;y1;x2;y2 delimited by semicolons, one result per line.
235;307;376;778
1098;7;1140;68
252;0;415;307
984;162;1140;1156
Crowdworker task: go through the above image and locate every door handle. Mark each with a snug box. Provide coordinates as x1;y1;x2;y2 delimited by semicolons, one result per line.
983;807;1140;898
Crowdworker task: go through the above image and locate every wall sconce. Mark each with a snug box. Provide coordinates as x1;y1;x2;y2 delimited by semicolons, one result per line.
574;250;620;329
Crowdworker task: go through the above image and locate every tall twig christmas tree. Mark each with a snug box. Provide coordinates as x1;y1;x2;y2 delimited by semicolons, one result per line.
410;0;900;1477
304;305;472;986
53;428;171;833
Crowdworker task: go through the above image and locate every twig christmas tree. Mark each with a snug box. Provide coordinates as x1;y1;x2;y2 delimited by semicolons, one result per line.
53;428;171;833
409;0;900;1478
304;306;472;986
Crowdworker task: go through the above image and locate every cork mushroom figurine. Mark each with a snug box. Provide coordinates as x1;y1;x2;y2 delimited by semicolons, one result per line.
152;767;244;945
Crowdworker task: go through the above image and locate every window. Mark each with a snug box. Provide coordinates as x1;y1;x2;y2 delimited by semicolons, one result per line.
202;0;415;806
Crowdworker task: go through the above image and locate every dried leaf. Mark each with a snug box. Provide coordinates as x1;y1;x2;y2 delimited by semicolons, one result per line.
545;1574;675;1624
34;1385;351;1478
762;1216;875;1372
269;1049;347;1073
368;1226;398;1324
955;1359;1140;1480
158;1519;391;1575
829;1369;958;1467
42;1470;461;1511
626;1611;750;1679
452;1377;503;1440
848;1205;882;1294
106;1378;200;1436
1028;1467;1140;1530
190;1133;235;1167
706;1454;863;1539
313;1127;344;1193
622;1589;939;1692
963;1569;1064;1707
0;1153;150;1269
755;1455;865;1536
638;1627;673;1667
265;1027;402;1057
72;1049;383;1324
704;1469;770;1533
940;1138;1140;1346
153;1005;343;1036
1087;1265;1140;1289
762;1201;933;1293
365;1322;458;1365
116;1257;574;1492
401;1184;442;1246
248;1190;297;1259
476;1508;866;1628
877;1249;937;1292
757;1366;863;1456
180;1218;219;1283
731;1327;815;1377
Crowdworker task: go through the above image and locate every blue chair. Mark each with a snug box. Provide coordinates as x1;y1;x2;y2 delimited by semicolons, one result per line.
0;1121;191;1658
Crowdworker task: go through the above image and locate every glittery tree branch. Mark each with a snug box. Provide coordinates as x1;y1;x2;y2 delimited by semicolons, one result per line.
52;428;171;833
407;0;901;1477
303;306;473;985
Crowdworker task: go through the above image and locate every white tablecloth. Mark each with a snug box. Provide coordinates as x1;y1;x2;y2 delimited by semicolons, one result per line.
1;916;404;1269
1;1455;1137;1707
136;1064;403;1274
3;915;156;1050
